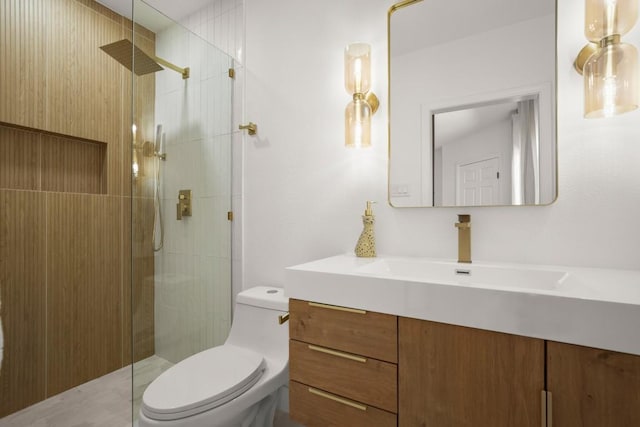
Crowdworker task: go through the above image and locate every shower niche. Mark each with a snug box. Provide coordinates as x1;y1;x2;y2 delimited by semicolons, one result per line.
0;123;108;194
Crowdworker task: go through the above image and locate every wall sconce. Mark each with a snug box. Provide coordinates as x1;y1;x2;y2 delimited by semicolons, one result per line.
344;43;379;148
574;0;639;118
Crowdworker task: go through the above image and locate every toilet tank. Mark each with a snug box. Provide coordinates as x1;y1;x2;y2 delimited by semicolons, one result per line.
225;286;289;361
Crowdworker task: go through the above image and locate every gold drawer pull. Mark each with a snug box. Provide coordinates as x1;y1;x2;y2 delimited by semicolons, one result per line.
308;345;367;363
308;387;367;411
308;301;367;314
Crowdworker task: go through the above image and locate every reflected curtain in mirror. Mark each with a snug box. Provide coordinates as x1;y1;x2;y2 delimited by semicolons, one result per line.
511;98;540;205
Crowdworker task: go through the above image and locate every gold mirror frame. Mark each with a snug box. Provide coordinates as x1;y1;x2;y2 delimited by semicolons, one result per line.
387;0;559;208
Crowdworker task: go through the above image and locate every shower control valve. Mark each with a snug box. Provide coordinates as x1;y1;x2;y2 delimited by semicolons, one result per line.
176;190;192;220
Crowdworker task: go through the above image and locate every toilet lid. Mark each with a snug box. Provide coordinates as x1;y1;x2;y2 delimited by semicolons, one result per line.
141;345;266;421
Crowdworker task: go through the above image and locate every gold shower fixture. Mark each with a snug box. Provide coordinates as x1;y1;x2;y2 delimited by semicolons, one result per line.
100;39;190;79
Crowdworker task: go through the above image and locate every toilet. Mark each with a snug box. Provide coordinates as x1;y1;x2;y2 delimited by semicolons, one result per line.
138;286;289;427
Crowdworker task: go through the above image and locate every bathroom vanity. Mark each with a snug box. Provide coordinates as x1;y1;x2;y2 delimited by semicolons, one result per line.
285;254;640;427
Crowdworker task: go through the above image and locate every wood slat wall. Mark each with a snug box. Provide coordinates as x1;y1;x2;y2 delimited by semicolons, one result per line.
0;126;41;190
41;134;107;194
0;190;47;416
0;0;156;418
46;193;123;396
0;0;48;129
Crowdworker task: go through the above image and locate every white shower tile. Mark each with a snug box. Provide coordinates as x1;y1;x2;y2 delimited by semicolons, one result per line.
232;258;243;305
234;5;244;63
219;12;230;56
158;198;177;253
162;144;179;197
186;35;203;83
186;82;204;141
214;15;223;54
231;195;242;260
201;78;218;138
195;197;231;258
231;65;244;132
200;135;232;198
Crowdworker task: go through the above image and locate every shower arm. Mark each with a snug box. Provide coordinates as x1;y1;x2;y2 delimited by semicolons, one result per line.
153;55;190;79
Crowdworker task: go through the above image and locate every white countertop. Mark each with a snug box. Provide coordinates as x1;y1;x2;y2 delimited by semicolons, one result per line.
284;254;640;356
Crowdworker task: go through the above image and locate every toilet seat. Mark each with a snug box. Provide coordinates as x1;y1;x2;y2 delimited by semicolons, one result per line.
141;345;266;421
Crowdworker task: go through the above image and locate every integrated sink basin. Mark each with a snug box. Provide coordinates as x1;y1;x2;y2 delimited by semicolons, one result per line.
356;258;568;291
285;254;640;356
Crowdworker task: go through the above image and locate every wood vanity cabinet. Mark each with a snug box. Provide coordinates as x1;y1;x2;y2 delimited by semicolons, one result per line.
288;299;640;427
288;299;398;427
399;317;545;427
547;341;640;427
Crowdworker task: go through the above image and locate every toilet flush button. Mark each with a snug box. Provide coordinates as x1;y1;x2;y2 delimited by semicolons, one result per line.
267;290;278;294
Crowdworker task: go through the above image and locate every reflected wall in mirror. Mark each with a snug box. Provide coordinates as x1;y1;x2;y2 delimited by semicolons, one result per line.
388;0;557;207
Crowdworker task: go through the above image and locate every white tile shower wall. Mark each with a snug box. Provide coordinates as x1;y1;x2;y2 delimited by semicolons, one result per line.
180;0;244;64
242;0;640;292
154;22;234;363
178;0;246;308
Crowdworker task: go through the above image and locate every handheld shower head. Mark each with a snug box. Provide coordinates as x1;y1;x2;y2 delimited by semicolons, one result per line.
154;125;166;161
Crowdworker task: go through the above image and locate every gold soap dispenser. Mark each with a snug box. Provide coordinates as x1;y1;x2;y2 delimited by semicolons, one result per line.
355;201;376;258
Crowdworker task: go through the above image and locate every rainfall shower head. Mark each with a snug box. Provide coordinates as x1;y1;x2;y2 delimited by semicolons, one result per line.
100;39;190;79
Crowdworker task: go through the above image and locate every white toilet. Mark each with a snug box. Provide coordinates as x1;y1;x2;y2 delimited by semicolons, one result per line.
138;286;289;427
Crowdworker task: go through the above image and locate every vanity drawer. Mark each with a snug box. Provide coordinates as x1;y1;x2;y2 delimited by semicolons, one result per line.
290;339;398;413
289;298;398;363
290;380;397;427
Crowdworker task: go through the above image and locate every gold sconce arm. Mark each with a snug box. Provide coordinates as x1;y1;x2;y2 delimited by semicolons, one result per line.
365;92;380;114
573;42;599;75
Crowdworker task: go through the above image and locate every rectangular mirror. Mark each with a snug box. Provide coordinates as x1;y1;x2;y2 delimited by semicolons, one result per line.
388;0;557;207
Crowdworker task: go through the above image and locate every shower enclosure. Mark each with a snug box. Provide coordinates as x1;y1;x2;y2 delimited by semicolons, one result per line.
0;0;234;423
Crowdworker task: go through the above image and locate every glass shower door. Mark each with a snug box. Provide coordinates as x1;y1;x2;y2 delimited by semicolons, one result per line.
130;0;233;421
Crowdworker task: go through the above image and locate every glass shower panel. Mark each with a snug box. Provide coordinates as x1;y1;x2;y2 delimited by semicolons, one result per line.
131;0;233;420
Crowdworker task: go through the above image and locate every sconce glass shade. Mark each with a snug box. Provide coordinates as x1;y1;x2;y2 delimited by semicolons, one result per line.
345;43;371;94
345;96;372;148
585;0;638;41
584;36;639;118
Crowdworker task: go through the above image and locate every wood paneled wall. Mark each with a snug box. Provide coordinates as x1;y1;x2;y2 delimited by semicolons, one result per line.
0;0;156;418
0;191;47;416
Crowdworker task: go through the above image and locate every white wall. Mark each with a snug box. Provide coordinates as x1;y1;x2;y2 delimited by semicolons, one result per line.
243;0;640;293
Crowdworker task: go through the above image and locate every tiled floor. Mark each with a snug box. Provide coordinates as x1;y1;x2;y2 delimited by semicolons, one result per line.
0;355;301;427
0;356;172;427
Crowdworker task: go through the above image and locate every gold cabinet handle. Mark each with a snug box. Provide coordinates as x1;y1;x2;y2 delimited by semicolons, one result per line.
278;312;289;324
541;390;552;427
308;344;367;363
308;301;366;314
547;391;553;427
308;387;367;411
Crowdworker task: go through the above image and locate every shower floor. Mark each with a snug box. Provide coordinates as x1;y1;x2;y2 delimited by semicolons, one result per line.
0;355;301;427
0;355;173;427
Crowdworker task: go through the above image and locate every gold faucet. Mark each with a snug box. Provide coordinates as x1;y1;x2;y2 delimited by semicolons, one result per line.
454;214;471;263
